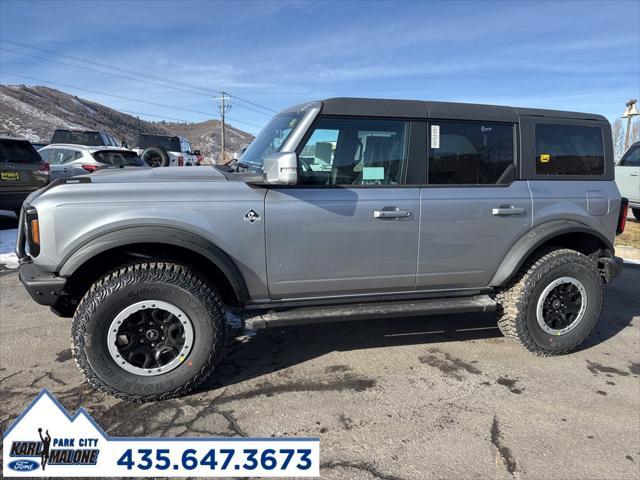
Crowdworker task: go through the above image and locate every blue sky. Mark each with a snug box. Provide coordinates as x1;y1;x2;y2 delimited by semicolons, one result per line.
1;0;638;134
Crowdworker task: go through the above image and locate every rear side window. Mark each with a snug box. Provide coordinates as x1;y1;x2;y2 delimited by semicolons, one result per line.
0;140;41;163
428;121;514;184
535;124;604;175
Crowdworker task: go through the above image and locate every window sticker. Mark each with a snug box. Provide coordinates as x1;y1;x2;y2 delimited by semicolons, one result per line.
540;153;551;163
363;167;385;180
430;125;440;149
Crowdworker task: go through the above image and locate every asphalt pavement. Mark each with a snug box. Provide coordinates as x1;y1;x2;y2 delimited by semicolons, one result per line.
1;261;639;479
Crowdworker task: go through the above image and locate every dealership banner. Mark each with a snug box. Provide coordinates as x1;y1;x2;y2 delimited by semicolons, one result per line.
2;389;319;477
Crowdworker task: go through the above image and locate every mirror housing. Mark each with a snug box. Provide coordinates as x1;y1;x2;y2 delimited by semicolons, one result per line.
263;151;298;184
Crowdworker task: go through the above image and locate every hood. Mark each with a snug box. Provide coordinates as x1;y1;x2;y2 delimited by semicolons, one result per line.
89;165;228;183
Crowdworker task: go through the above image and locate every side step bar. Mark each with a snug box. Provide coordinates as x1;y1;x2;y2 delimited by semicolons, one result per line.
243;295;496;330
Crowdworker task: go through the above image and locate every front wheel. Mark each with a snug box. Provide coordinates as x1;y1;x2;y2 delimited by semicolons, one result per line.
496;249;603;356
72;262;226;401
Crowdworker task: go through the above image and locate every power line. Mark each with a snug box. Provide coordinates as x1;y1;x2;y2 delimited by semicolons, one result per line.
0;71;262;129
0;37;277;114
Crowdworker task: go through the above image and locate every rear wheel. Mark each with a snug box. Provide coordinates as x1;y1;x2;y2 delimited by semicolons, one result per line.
72;262;226;401
496;249;603;356
632;208;640;221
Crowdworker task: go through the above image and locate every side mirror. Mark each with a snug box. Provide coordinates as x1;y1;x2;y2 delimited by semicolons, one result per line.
193;150;201;156
122;141;129;149
263;151;298;184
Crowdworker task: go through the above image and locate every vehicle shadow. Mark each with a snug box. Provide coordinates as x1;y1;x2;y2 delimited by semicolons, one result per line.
198;311;503;393
198;265;639;394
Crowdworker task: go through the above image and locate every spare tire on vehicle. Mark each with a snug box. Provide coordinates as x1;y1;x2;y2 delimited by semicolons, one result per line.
142;146;170;168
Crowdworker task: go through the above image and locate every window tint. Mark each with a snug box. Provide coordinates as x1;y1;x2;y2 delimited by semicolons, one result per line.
135;134;181;152
535;124;604;175
298;117;409;186
92;150;145;167
620;146;640;167
428;122;514;184
0;140;42;163
47;149;77;165
51;130;104;146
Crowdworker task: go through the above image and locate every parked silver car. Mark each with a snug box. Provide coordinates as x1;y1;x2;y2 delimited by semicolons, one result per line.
17;98;626;402
37;144;147;180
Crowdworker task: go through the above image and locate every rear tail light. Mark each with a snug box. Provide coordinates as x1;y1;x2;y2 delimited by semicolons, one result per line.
617;198;629;235
178;156;184;166
38;162;50;173
82;164;99;172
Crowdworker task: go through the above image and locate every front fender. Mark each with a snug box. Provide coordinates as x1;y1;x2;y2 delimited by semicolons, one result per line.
58;226;249;302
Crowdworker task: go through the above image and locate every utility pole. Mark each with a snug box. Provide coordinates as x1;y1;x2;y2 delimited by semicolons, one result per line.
622;99;639;152
218;92;231;164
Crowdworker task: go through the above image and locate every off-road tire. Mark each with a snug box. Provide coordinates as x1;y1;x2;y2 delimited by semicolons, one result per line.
72;262;226;402
632;208;640;221
495;248;603;356
142;146;170;167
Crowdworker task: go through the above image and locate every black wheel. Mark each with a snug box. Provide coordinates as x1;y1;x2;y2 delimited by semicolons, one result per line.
496;249;603;356
72;262;226;401
142;146;169;167
633;208;640;221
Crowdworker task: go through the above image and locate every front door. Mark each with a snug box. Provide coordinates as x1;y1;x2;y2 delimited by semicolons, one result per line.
265;116;420;300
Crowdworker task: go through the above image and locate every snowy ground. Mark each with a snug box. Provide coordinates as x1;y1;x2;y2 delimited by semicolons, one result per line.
0;211;19;270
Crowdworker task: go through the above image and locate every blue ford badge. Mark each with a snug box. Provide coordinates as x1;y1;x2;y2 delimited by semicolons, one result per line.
8;459;39;472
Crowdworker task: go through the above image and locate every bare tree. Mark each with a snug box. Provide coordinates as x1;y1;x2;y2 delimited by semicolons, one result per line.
630;118;640;146
612;118;625;162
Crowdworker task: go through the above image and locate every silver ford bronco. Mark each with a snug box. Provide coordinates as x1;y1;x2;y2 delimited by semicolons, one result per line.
17;98;627;401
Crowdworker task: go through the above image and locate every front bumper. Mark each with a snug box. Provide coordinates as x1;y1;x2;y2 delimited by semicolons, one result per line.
19;262;67;306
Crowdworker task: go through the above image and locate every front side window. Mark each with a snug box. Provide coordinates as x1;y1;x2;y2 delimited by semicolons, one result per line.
535;124;604;175
428;122;514;184
298;117;409;186
620;146;640;167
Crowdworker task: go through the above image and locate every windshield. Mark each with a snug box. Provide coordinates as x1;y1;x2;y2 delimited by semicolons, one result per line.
136;134;181;152
241;112;303;169
92;150;146;167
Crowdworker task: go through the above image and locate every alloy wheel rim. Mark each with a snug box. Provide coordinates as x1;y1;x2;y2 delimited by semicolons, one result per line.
107;300;193;376
536;276;587;336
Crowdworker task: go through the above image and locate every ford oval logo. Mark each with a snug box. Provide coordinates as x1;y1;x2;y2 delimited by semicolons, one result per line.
8;459;39;471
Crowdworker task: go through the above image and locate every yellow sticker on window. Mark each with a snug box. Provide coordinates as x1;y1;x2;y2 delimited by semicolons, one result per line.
540;154;551;163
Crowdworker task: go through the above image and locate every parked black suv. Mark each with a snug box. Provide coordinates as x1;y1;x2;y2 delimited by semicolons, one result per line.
0;136;50;214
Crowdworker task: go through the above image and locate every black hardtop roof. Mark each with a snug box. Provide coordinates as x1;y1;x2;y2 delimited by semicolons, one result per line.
315;97;608;123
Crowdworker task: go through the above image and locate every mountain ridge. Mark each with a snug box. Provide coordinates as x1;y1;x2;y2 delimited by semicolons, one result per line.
0;85;254;161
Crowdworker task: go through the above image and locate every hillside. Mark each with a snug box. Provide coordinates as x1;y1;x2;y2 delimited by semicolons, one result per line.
0;85;254;162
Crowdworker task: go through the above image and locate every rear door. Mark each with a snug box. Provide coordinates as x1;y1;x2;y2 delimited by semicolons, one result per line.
417;120;532;289
265;116;422;300
616;146;640;204
46;148;80;180
0;139;46;192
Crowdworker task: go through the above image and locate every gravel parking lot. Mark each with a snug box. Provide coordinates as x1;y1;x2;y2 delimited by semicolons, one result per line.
1;257;639;479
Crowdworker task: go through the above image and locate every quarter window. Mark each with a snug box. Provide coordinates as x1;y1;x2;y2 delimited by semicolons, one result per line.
428;122;514;184
535;124;604;175
298;117;409;186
